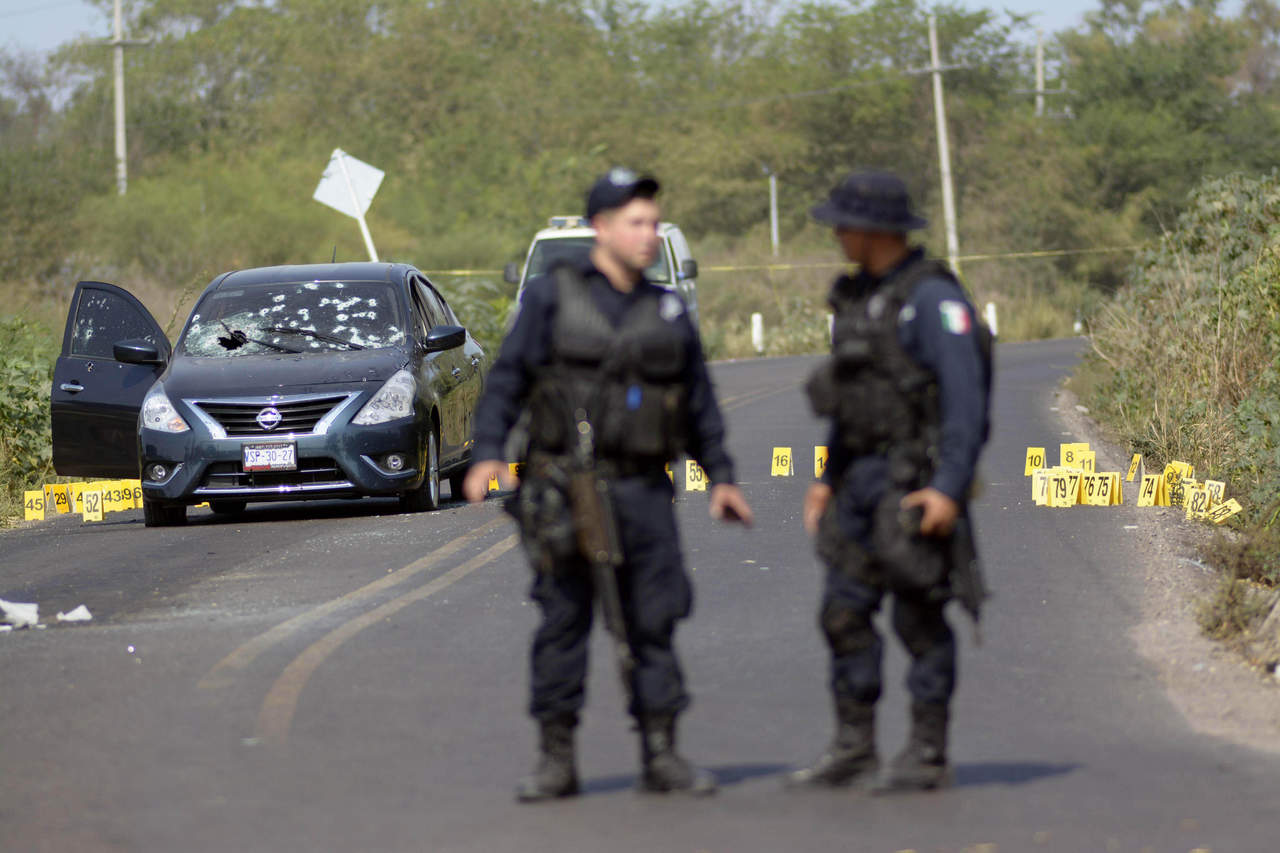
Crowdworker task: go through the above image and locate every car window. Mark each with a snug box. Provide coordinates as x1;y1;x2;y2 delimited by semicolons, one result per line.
413;279;448;328
526;236;671;284
180;280;405;357
70;287;165;358
425;281;461;325
526;237;593;280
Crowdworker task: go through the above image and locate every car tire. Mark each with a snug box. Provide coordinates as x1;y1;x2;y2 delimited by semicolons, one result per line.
400;428;440;513
143;496;187;527
210;500;246;516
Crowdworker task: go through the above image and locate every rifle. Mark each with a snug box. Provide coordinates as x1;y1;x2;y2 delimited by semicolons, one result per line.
566;409;636;706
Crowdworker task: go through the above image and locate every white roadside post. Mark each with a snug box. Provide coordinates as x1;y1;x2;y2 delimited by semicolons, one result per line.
751;312;765;354
984;302;999;337
313;148;385;262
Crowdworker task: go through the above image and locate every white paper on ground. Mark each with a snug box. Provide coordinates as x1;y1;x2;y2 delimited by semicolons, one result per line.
0;599;39;629
56;605;92;622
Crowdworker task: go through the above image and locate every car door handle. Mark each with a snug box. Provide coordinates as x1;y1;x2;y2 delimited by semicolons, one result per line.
60;382;85;393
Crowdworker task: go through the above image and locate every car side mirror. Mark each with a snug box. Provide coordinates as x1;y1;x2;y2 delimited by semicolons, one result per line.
113;339;166;366
503;262;520;285
422;324;466;353
678;259;698;281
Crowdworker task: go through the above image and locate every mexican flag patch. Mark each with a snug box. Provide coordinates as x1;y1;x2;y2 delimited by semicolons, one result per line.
939;300;971;335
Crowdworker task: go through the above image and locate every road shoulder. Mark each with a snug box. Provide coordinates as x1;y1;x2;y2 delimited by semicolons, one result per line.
1053;386;1280;754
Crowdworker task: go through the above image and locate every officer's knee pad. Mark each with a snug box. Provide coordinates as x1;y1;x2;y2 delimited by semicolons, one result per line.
820;601;875;657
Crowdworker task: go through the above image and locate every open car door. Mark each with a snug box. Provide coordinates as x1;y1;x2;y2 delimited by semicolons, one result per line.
50;281;170;477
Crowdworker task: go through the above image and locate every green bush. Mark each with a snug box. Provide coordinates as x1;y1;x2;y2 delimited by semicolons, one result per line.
0;317;58;522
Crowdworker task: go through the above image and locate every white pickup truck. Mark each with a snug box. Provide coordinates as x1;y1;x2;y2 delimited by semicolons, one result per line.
504;216;700;328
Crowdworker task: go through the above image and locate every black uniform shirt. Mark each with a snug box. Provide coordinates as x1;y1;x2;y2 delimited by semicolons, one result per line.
472;257;736;485
823;250;989;505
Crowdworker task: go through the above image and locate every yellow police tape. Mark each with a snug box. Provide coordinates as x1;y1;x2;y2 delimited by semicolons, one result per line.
422;246;1147;278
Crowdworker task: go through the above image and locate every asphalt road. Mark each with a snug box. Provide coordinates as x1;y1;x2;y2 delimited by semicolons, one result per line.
2;339;1276;853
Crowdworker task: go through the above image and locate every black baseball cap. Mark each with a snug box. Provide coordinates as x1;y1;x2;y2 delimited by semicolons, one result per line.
586;167;660;219
810;170;928;232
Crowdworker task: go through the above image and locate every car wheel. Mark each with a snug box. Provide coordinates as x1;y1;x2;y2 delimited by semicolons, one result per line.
210;500;246;516
143;496;187;527
400;428;440;513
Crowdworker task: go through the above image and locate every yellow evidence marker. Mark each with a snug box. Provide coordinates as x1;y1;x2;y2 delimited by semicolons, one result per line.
1185;483;1212;520
1059;443;1079;469
23;490;45;521
1137;474;1160;507
508;462;524;483
1077;450;1096;474
81;488;104;523
487;473;500;493
815;446;829;480
1048;471;1077;507
130;481;143;509
68;483;86;514
1024;447;1046;476
1126;454;1142;482
45;484;71;514
1204;480;1226;506
1081;473;1113;506
685;459;708;492
1109;472;1124;505
1208;498;1244;524
771;446;794;477
1032;469;1049;506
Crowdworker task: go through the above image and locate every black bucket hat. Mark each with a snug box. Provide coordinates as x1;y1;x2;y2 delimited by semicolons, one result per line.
810;171;928;232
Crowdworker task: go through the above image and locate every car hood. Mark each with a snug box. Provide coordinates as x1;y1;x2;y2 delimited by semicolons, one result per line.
162;349;410;399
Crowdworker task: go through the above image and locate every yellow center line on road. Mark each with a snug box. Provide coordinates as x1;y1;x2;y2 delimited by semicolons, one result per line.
255;533;519;744
197;516;507;690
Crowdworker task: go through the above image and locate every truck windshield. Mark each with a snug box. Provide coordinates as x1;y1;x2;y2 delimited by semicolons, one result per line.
180;281;405;357
526;236;671;284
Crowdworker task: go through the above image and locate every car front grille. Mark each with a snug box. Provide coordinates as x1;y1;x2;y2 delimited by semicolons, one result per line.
193;395;349;437
199;457;349;491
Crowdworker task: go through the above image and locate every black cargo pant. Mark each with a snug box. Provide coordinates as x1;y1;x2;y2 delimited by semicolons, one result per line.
819;477;957;707
525;473;693;722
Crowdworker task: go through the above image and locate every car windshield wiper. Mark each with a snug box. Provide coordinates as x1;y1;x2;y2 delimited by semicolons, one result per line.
218;322;302;354
263;325;366;351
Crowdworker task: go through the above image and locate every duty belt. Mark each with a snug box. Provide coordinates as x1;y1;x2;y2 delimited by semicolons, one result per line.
527;451;669;481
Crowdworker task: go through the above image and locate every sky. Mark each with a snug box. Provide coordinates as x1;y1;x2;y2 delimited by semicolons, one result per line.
1;1;1099;57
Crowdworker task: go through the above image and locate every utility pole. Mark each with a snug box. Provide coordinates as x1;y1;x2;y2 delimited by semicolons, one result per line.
1035;28;1045;118
768;171;780;257
104;0;149;195
927;15;961;275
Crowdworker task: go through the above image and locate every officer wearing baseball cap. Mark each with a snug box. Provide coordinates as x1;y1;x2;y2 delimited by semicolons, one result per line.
788;170;991;793
465;168;753;802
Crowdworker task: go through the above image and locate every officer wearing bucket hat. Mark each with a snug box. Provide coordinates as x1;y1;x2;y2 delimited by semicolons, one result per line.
465;167;752;802
788;170;991;793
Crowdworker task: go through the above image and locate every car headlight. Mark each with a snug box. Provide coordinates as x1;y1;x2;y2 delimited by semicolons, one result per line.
140;384;190;433
352;369;416;425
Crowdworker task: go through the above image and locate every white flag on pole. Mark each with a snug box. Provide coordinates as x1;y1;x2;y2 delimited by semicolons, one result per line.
313;148;383;218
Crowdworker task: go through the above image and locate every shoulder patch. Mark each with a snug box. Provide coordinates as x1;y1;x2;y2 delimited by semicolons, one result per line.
938;300;972;335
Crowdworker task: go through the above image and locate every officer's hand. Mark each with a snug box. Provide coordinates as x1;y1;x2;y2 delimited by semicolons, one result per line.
803;482;833;535
709;484;753;527
462;460;512;503
900;487;959;537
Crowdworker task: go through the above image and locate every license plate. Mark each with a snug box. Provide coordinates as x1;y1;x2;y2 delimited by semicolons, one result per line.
243;442;297;472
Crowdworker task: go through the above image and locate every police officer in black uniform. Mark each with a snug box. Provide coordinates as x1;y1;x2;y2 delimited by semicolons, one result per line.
464;168;753;802
788;171;990;792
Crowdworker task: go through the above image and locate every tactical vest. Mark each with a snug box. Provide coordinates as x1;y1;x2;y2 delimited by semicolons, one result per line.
807;256;989;488
525;265;690;465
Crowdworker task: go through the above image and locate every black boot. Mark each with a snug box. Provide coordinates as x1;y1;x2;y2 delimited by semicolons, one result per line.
874;702;952;793
786;698;878;789
515;715;580;803
637;714;717;795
